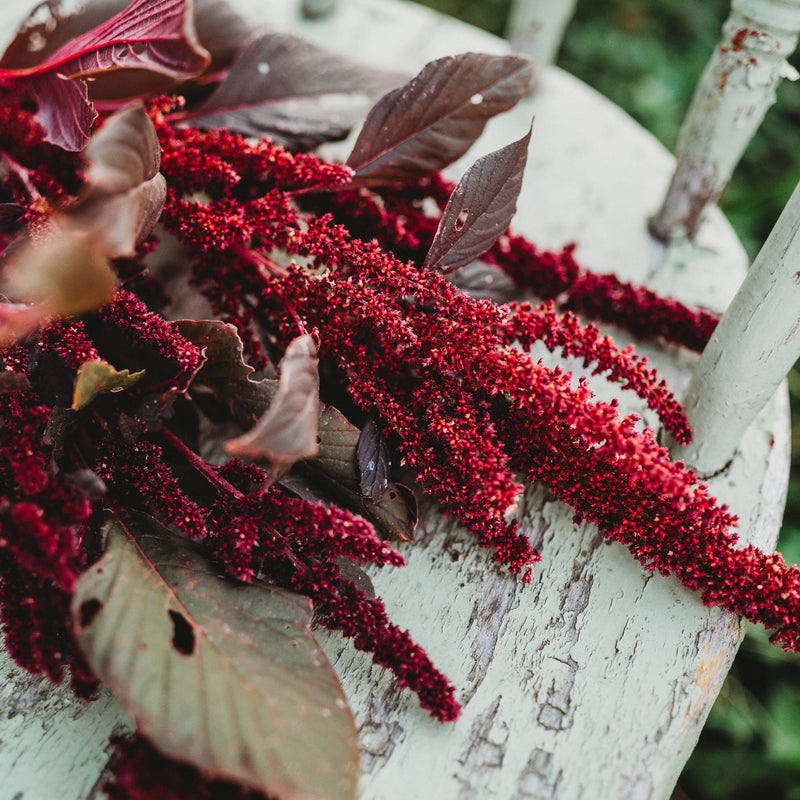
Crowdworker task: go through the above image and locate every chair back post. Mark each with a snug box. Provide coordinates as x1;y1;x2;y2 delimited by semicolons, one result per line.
650;0;800;241
670;177;800;474
505;0;578;74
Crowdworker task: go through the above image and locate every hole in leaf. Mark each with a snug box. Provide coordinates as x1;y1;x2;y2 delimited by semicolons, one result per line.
168;610;196;656
454;209;469;231
131;41;148;55
79;598;102;628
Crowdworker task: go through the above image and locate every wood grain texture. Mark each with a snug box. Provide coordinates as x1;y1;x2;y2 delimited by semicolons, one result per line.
0;1;790;799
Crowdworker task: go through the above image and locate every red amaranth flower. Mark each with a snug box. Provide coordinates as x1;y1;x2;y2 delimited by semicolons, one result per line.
499;300;692;444
488;237;720;352
38;319;101;370
152;124;800;655
96;291;204;393
94;435;207;540
205;481;459;721
0;389;96;692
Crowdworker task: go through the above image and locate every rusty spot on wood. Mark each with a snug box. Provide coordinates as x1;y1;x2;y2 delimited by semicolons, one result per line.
684;615;740;726
720;27;761;54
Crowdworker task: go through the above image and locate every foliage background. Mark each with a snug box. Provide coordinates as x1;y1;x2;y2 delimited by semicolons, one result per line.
417;1;800;797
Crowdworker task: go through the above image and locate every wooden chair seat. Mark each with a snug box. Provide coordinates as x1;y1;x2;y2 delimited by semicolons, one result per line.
0;1;790;798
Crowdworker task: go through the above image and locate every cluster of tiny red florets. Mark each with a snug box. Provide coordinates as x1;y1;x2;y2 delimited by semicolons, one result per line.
499;300;692;444
308;173;721;353
154;120;800;657
0;378;97;695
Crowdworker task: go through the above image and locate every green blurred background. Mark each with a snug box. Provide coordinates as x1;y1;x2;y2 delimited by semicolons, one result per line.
417;1;800;797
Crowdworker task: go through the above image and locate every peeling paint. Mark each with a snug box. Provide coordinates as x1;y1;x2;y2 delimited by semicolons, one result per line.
457;696;510;798
359;686;406;774
462;573;518;705
537;656;578;731
516;748;561;799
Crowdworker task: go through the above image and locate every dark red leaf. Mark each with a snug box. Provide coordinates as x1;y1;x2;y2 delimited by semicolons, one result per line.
224;334;320;464
22;71;97;152
357;416;391;502
39;0;208;80
424;125;532;273
177;31;404;148
0;370;32;393
83;101;161;192
0;0;210;150
346;52;532;186
1;0;248;73
66;102;167;257
306;406;418;541
192;0;255;73
173;318;273;427
447;261;518;303
334;557;376;599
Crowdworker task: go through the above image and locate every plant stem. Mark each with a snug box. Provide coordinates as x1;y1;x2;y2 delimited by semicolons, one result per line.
160;426;245;501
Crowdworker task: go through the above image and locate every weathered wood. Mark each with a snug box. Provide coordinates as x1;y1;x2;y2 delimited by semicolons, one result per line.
672;177;800;474
650;0;800;241
0;1;790;799
506;0;579;71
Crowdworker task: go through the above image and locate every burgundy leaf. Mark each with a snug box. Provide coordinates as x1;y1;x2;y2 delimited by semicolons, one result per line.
365;483;418;543
307;406;418;542
192;0;255;73
83;101;161;193
424;125;532;273
176;31;405;148
67;103;167;256
173;318;273;427
39;0;208;80
1;1;130;71
22;71;97;152
1;0;248;73
346;52;532;186
0;370;31;393
64;172;167;258
447;261;518;304
0;0;210;150
357;416;391;502
224;334;320;464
